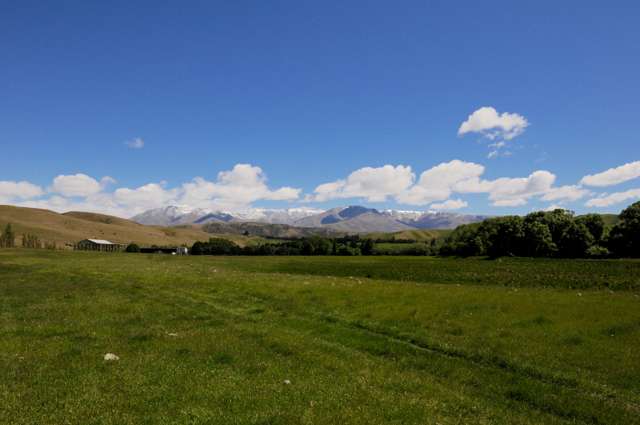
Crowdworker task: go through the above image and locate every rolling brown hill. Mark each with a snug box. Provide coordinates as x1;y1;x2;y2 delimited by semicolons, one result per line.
0;205;252;248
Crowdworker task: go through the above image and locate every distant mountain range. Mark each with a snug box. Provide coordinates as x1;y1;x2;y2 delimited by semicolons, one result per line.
132;205;489;233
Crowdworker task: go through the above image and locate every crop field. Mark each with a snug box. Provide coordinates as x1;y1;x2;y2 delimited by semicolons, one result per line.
1;250;639;424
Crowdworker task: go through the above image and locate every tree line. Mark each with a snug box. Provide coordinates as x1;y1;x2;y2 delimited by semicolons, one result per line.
439;201;640;258
191;235;378;256
0;224;55;249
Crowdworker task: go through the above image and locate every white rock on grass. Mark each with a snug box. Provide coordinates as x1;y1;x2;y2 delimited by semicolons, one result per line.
283;379;291;385
104;353;120;361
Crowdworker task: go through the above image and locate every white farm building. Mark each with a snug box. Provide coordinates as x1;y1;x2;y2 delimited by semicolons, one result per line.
75;239;125;252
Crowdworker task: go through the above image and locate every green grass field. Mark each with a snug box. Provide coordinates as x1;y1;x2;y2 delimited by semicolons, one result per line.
1;250;639;424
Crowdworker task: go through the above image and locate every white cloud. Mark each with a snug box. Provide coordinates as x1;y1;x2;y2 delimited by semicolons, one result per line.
585;188;640;208
309;160;574;209
310;165;414;202
397;160;484;205
458;106;529;140
0;180;44;202
51;174;103;197
100;176;117;187
458;106;529;157
486;171;556;206
17;192;131;217
114;183;178;211
126;137;144;149
454;169;556;207
580;160;640;187
4;161;624;218
540;185;590;202
178;163;300;209
10;163;300;217
492;198;528;207
430;199;468;210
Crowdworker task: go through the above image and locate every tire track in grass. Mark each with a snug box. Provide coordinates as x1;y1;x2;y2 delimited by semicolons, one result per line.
136;284;561;425
142;283;638;425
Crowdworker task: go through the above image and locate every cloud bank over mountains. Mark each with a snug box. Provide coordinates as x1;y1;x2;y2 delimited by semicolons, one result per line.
0;106;635;217
1;159;639;218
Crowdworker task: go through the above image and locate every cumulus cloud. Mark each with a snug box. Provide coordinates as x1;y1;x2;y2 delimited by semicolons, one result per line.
458;107;529;140
430;199;468;210
114;183;178;210
309;160;576;209
179;164;300;209
585;188;640;208
51;174;103;197
397;160;484;205
540;185;590;202
485;171;556;206
6;160;630;218
0;180;44;202
6;163;300;217
310;165;414;202
580;160;640;187
396;166;549;208
458;106;529;158
126;137;145;149
100;176;117;187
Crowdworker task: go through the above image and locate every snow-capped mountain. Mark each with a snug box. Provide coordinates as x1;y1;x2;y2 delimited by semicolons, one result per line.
380;209;428;221
132;206;322;226
131;205;212;226
229;208;324;225
131;205;489;232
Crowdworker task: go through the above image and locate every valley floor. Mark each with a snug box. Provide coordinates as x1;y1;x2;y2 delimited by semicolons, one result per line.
1;250;639;424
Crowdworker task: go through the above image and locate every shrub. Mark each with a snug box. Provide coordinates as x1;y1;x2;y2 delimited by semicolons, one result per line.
125;243;141;253
586;245;610;258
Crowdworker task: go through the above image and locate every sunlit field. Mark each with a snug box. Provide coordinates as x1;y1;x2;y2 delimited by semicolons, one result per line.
1;250;639;424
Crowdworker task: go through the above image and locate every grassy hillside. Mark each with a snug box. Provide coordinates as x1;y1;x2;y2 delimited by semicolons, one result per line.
598;213;620;227
365;228;451;241
0;250;638;424
0;205;253;247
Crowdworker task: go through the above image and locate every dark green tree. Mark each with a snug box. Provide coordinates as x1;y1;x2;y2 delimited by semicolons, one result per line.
125;243;141;253
0;223;15;248
557;221;594;258
608;201;640;257
360;239;375;256
485;216;524;258
523;220;556;257
576;214;605;243
191;241;204;255
539;209;575;243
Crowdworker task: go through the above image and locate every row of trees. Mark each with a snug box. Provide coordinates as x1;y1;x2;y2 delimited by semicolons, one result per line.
606;202;640;257
440;202;640;258
191;235;378;256
0;224;56;250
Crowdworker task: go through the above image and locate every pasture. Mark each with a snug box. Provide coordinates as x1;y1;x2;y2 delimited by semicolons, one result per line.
1;250;639;424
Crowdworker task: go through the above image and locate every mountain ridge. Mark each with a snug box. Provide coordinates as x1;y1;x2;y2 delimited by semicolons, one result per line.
132;205;489;232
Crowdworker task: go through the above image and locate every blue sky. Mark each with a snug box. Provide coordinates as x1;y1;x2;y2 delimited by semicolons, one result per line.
1;1;639;217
